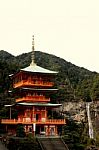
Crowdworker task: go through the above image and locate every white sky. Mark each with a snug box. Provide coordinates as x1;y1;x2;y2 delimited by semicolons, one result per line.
0;0;99;72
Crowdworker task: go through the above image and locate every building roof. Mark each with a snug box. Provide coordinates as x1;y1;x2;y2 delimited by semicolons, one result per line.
21;63;58;74
5;102;62;107
21;87;58;91
17;102;62;107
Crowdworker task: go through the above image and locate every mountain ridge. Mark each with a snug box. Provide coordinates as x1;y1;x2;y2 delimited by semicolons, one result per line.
0;50;96;73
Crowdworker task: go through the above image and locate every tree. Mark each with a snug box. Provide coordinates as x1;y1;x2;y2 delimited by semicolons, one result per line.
62;119;85;150
91;75;99;100
16;124;26;137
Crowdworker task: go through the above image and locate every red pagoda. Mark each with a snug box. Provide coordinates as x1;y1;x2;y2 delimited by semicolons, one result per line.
1;36;65;136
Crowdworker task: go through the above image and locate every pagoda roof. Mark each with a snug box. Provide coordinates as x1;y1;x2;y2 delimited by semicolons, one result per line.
21;87;58;91
20;63;58;74
5;102;62;107
17;102;62;107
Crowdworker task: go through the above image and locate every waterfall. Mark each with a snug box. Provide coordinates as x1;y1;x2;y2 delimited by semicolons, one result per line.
86;102;94;139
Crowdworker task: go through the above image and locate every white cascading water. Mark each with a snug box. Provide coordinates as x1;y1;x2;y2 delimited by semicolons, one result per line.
86;102;94;139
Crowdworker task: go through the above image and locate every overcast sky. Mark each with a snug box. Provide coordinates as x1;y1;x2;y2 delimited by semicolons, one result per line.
0;0;99;72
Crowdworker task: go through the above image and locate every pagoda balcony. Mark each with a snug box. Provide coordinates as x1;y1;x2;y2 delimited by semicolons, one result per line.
16;95;50;103
13;80;54;88
1;119;66;125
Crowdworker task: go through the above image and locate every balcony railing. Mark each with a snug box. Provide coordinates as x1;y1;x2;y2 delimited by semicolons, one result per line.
13;80;54;88
1;118;66;125
16;96;50;103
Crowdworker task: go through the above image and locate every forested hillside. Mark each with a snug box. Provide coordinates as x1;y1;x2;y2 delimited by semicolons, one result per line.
0;50;99;110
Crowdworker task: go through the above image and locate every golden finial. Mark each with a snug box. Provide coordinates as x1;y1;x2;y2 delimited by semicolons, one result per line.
31;35;35;65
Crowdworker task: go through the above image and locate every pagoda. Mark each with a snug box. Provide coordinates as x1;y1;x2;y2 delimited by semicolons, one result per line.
1;36;65;136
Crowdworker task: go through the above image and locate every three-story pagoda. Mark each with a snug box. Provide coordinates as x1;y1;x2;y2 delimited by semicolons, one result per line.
1;36;65;136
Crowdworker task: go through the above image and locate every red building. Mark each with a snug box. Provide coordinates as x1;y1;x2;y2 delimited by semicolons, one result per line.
1;36;65;136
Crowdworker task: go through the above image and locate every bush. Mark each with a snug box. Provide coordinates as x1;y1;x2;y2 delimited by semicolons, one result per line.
7;136;41;150
16;124;26;137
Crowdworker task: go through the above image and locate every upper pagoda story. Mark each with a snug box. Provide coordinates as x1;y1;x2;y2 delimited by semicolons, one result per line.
12;36;58;89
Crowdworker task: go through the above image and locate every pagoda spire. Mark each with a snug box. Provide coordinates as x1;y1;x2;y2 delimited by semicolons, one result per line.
31;35;35;65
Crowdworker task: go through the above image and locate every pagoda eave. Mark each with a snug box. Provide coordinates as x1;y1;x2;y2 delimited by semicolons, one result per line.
21;64;58;74
20;87;58;91
17;102;62;107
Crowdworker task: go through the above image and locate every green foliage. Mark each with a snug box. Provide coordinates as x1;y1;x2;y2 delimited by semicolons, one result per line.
62;119;86;150
62;119;99;150
91;75;99;100
16;124;26;137
7;136;41;150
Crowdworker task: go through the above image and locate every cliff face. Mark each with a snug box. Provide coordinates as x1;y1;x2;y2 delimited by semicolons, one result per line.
60;101;99;138
61;101;86;122
60;101;96;124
